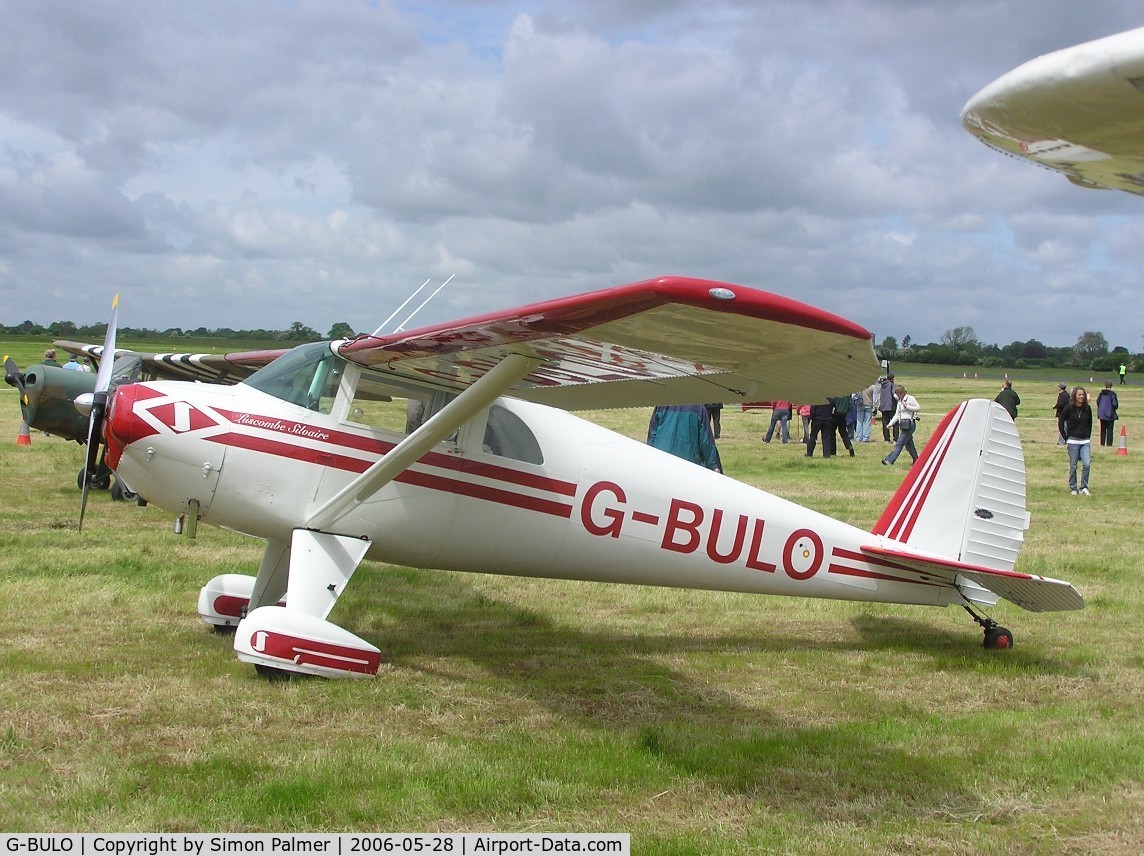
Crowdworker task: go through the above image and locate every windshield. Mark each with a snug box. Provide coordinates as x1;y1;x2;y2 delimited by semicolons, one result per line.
244;341;345;413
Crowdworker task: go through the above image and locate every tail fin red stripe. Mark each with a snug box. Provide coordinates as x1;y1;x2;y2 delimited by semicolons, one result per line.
873;402;966;540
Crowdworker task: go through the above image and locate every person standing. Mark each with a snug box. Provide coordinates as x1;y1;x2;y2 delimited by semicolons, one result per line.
763;400;791;444
878;374;898;442
1118;363;1127;385
1095;381;1119;447
705;403;723;439
829;395;856;457
798;404;811;444
1058;386;1093;495
994;379;1020;420
647;404;722;472
43;348;60;367
805;401;835;458
858;381;877;442
1053;382;1069;445
881;385;921;467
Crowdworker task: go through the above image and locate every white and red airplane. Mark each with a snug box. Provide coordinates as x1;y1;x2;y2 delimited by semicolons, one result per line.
84;277;1081;679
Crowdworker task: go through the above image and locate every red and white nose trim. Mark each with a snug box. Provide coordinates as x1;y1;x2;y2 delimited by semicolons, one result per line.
104;384;160;469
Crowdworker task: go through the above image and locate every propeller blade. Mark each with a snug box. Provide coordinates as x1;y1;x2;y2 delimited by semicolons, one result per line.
93;295;120;394
3;354;25;394
79;294;120;531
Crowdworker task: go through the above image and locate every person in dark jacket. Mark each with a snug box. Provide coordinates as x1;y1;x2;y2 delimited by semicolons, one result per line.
1058;386;1093;495
805;401;836;458
877;374;897;442
1053;382;1069;445
994;379;1020;420
1095;381;1119;446
829;394;856;457
704;403;723;439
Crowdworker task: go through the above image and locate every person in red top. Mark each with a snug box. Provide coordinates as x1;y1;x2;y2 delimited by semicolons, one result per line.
763;400;791;444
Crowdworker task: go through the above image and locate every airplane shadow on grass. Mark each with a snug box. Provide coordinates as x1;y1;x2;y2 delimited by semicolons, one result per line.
312;564;1085;812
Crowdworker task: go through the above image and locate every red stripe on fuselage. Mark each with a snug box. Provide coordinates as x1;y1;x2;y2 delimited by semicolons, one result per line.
398;468;573;518
210;407;576;497
828;547;943;588
205;425;576;519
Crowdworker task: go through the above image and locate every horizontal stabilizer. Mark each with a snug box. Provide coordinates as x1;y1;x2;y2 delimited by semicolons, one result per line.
862;545;1084;613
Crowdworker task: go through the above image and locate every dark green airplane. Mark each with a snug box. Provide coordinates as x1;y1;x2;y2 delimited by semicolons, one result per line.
5;343;284;494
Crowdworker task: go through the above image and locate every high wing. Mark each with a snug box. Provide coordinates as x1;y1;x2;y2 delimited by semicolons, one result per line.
961;27;1144;195
338;276;878;410
54;340;288;384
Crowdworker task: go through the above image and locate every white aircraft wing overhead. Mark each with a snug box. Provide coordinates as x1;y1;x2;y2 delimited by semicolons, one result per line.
337;276;878;410
961;27;1144;195
54;340;289;384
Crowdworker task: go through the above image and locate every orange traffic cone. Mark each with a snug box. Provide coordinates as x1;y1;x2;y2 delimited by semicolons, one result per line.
16;418;32;446
1117;426;1128;457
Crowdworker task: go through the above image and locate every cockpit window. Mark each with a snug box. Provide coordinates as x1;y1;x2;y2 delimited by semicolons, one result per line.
244;341;344;414
482;404;543;465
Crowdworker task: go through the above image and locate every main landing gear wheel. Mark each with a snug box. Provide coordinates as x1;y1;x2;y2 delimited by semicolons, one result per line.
983;625;1014;650
963;604;1015;650
77;467;112;491
109;477;137;503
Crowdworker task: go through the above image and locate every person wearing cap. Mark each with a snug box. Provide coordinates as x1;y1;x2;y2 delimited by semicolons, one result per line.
877;374;897;442
1053;382;1069;445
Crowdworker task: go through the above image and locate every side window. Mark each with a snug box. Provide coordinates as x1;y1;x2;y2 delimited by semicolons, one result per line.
482;404;543;465
342;373;444;437
344;384;410;433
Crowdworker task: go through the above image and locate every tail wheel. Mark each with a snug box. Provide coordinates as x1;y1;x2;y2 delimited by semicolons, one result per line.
964;604;1015;651
983;626;1014;650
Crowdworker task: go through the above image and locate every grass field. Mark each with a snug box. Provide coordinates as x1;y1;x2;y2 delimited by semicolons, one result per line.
1;354;1142;853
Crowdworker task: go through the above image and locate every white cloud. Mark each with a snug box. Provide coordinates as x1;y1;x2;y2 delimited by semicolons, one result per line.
0;0;1141;349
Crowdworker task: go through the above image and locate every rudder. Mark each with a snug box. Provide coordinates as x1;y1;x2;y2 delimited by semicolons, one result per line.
872;400;1029;571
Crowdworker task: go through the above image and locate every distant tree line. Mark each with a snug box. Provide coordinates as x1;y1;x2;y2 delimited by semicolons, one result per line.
877;327;1137;372
0;319;358;343
4;316;1137;373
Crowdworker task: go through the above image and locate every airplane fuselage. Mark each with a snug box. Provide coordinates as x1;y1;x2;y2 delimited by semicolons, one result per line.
105;378;958;611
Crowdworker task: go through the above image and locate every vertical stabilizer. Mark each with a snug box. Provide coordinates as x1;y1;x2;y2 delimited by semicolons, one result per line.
872;400;1029;571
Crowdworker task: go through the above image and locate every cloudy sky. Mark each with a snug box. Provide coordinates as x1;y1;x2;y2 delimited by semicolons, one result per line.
1;1;1141;349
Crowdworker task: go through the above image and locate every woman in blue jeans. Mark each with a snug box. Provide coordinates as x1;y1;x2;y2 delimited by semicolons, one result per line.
882;384;921;466
1058;386;1093;495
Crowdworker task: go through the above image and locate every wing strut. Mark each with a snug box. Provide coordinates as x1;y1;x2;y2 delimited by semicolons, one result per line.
303;351;544;531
